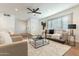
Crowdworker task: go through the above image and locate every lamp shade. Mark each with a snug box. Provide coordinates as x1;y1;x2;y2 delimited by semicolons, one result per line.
68;24;76;29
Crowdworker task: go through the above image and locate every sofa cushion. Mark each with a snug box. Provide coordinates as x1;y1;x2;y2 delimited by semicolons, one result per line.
11;36;23;42
0;31;12;44
51;33;62;39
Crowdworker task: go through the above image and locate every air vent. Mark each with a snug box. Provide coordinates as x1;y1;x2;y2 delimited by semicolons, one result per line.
4;13;10;16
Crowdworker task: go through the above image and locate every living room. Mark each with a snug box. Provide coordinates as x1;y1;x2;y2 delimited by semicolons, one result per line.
0;3;79;56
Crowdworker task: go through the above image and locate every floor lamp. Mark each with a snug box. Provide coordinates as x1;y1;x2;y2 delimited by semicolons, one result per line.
68;24;76;46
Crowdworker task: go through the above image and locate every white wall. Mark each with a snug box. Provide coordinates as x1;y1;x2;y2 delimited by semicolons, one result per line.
27;19;31;33
15;20;27;33
0;13;15;33
27;18;40;35
0;13;28;34
40;5;79;42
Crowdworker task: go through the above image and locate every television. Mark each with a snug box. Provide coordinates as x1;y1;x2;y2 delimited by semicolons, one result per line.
68;24;76;29
49;29;54;34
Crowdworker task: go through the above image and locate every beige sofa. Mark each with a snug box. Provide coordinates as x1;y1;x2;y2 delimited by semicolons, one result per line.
10;32;32;39
47;30;68;43
0;40;28;56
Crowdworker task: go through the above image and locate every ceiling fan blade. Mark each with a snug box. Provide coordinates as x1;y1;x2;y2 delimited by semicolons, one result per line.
27;8;33;11
35;12;41;14
27;12;32;13
35;8;39;11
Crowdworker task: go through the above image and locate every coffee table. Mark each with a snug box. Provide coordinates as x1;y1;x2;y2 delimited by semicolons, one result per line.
30;35;49;48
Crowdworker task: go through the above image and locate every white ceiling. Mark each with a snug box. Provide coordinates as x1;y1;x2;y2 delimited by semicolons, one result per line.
0;3;78;20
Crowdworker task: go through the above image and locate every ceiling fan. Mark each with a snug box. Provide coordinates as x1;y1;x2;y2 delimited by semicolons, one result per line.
27;8;41;15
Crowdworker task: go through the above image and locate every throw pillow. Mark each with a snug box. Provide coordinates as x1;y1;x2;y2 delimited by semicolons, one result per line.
0;31;12;44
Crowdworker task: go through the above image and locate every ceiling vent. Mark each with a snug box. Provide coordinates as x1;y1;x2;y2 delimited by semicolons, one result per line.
3;13;10;17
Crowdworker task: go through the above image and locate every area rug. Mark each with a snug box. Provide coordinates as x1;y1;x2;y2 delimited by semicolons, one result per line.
28;40;71;56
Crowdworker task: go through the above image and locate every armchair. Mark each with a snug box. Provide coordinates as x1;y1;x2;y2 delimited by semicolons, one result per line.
0;31;28;56
0;40;28;56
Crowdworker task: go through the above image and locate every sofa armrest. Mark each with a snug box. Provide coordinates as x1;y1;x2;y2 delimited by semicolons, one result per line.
11;36;23;42
0;40;28;56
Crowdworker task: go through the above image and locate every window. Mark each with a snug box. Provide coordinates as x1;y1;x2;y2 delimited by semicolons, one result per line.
47;14;72;30
47;20;52;29
62;15;69;30
51;18;62;30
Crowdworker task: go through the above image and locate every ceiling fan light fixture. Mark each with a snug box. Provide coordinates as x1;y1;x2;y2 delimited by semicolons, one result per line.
32;13;36;16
